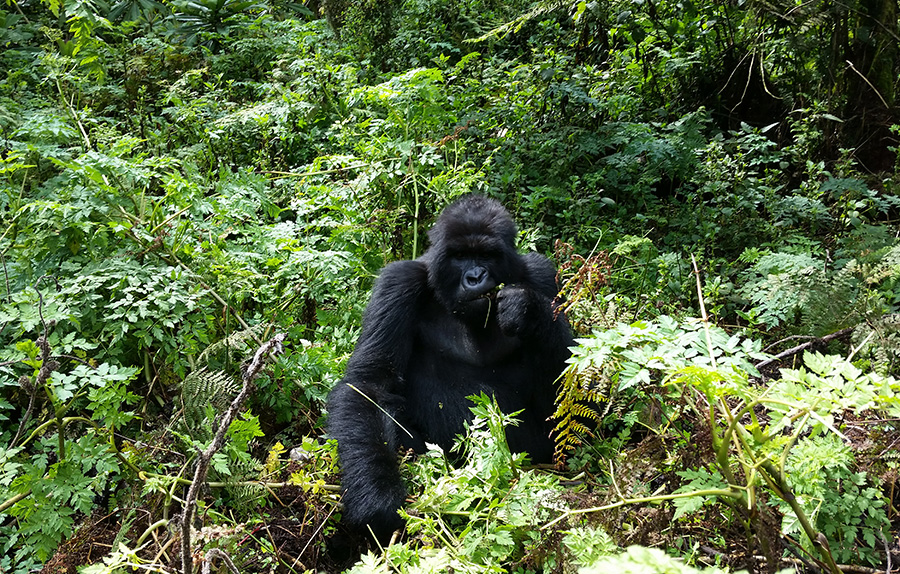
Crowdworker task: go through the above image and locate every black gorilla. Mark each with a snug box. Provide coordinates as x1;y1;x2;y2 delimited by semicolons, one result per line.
326;195;573;540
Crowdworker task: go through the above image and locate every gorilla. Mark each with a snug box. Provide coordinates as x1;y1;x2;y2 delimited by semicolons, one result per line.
326;194;573;541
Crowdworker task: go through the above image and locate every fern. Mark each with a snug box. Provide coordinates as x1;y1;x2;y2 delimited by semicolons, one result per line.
222;455;266;510
175;326;269;430
552;240;614;333
852;314;900;375
197;325;265;366
179;367;241;429
802;261;862;335
738;248;899;335
553;365;605;465
738;251;819;329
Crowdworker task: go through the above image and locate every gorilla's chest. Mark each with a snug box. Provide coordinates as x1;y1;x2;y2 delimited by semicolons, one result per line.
403;307;536;446
414;305;519;367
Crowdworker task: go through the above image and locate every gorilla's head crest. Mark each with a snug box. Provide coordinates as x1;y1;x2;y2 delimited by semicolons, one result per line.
425;195;522;316
427;195;517;250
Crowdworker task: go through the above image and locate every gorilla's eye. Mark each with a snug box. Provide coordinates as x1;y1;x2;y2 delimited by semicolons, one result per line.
452;248;499;262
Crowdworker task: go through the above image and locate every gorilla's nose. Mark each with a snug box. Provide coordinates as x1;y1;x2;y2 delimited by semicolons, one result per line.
463;266;488;288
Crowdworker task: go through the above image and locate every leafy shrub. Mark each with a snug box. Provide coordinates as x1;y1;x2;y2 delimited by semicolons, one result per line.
580;545;733;574
347;395;565;572
558;316;896;568
777;434;889;565
553;315;766;461
1;355;139;570
56;259;215;376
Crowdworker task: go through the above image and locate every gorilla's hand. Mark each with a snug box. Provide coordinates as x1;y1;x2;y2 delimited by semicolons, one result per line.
496;285;539;338
340;474;406;543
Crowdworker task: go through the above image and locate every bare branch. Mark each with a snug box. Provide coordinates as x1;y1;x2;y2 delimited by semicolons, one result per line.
755;327;853;371
180;333;287;574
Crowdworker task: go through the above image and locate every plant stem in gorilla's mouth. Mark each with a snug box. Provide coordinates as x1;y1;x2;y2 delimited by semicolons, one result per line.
481;284;504;328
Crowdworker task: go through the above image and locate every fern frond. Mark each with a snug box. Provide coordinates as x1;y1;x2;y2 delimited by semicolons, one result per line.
198;324;266;365
552;353;612;463
180;367;241;428
223;456;266;510
852;313;900;376
569;403;600;421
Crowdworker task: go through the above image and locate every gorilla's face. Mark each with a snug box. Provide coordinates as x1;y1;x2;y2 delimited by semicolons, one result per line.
425;196;523;319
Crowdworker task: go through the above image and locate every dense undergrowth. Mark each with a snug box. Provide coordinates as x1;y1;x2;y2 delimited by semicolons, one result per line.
1;0;899;572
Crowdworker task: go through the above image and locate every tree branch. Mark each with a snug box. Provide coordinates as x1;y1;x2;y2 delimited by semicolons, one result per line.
179;333;287;574
755;327;853;371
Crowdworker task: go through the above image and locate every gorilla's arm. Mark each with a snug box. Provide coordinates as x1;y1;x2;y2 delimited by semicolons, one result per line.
326;260;428;540
497;252;573;355
493;252;573;461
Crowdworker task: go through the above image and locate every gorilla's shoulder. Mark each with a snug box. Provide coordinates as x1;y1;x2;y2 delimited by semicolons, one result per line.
369;259;429;302
521;252;559;294
376;259;428;284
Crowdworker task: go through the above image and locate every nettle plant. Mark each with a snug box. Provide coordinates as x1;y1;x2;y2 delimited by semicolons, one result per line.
554;316;896;571
0;336;140;569
553;316;769;461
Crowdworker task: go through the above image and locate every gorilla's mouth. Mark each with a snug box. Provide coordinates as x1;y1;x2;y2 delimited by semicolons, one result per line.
479;284;503;300
461;283;502;303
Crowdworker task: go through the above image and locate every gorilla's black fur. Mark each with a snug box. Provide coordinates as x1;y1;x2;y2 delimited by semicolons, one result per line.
326;195;573;540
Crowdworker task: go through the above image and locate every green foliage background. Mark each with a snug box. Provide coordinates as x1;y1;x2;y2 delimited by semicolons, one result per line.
0;0;898;571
